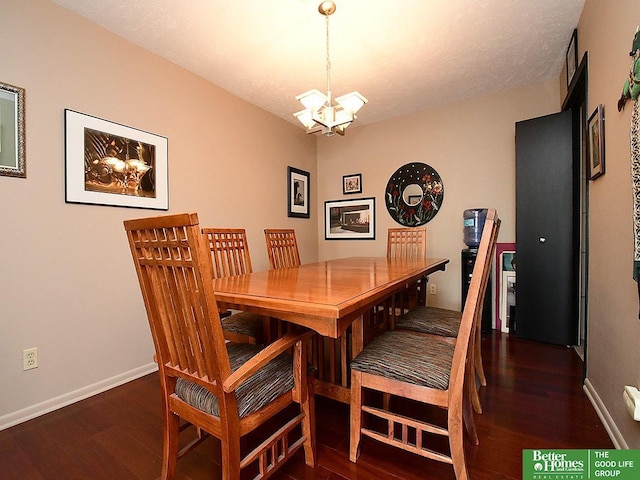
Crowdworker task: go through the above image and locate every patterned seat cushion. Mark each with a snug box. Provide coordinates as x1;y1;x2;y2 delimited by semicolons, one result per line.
395;306;461;337
351;330;454;390
221;311;264;339
175;342;294;418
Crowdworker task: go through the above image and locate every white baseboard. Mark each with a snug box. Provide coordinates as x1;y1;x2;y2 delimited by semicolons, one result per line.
584;377;627;449
0;363;158;432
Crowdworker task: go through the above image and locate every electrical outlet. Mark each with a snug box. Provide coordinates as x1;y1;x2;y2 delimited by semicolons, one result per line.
23;347;38;371
429;284;437;295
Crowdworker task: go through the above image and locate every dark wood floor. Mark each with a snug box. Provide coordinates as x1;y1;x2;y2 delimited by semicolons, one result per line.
0;332;613;480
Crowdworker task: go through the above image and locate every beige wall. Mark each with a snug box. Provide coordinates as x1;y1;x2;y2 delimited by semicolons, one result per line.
317;81;560;309
0;0;317;426
578;0;640;448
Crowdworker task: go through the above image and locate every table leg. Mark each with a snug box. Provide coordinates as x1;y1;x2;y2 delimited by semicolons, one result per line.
312;314;365;404
351;314;364;358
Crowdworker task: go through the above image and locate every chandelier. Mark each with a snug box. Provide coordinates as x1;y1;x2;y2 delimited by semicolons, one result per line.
294;1;367;137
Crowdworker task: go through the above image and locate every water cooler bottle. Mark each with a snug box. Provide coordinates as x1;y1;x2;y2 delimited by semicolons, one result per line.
462;209;492;333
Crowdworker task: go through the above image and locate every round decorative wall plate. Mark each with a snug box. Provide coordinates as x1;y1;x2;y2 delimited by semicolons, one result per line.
385;162;444;226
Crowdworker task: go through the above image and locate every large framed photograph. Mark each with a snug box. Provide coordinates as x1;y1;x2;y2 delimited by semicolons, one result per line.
288;166;310;218
342;173;362;194
566;29;578;87
588;104;605;180
325;197;375;240
65;109;168;209
0;81;26;178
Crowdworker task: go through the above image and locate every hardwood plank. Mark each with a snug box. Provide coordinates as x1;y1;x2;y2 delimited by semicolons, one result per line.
0;332;613;480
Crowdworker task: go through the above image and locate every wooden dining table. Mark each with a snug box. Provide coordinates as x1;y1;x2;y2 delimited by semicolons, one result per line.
212;256;449;402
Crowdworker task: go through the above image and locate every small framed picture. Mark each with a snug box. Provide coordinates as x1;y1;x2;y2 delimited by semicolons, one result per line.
566;29;578;87
342;173;362;194
288;166;310;218
65;109;168;209
588;104;605;180
325;197;375;240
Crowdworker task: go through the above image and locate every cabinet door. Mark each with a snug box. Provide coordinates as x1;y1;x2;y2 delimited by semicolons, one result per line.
515;111;577;346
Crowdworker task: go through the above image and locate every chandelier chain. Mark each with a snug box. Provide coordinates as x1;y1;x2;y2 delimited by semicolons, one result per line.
325;13;331;97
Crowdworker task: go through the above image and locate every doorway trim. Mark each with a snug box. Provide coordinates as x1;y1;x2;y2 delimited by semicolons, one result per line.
562;52;589;376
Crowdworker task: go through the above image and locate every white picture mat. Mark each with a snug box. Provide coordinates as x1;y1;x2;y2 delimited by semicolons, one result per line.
65;109;168;210
324;197;376;240
290;169;308;215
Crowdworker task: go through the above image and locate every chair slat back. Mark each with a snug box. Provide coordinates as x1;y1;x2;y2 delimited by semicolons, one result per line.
125;213;231;389
387;227;426;260
264;229;301;269
202;228;253;278
449;209;500;395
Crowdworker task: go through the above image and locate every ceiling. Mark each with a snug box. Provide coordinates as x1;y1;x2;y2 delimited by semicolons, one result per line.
51;0;585;129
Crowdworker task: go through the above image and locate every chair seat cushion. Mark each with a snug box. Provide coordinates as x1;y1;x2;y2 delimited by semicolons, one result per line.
395;306;461;337
175;342;294;418
221;311;264;339
351;330;454;390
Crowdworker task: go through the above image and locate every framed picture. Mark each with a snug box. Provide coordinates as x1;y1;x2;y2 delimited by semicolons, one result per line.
288;166;310;218
324;197;375;240
500;271;516;333
566;29;578;87
493;242;515;331
65;109;168;209
0;81;26;178
342;173;362;194
588;104;605;180
498;250;516;333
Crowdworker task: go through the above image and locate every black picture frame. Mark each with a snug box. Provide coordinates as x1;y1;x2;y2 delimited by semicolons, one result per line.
566;29;578;88
342;173;362;194
287;166;310;218
324;197;376;240
588;104;605;180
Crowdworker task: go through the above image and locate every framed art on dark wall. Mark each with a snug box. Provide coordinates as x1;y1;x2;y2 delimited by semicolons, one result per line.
65;109;168;209
324;197;375;240
588;104;605;180
288;166;310;218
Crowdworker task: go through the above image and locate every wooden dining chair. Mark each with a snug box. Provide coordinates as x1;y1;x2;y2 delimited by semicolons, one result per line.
394;210;500;414
124;213;315;480
380;227;428;329
202;228;267;345
349;209;500;480
264;228;301;270
387;227;427;259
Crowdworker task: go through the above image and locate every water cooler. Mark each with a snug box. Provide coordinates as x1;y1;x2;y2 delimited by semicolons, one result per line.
462;209;492;333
